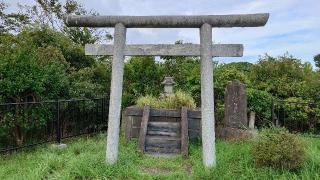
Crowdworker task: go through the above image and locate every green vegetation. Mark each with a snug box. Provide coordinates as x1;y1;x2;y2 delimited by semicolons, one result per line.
136;90;196;109
314;54;320;69
0;2;319;178
1;1;320;134
252;127;305;170
0;134;319;179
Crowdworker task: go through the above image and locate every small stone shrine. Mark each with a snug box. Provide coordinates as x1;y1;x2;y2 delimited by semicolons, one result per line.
161;77;175;96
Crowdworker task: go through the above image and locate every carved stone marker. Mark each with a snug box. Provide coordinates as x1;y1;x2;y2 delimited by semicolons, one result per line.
65;13;269;168
217;82;256;140
224;82;248;128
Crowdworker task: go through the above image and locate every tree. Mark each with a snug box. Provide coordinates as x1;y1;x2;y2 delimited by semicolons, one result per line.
1;0;111;45
0;28;70;144
314;54;320;69
250;54;318;99
0;1;30;33
123;56;164;107
0;26;109;145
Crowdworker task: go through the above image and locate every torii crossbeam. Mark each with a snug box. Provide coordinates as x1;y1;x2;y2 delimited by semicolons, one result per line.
65;13;269;168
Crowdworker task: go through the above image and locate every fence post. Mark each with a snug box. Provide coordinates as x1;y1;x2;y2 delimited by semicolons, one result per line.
56;100;61;144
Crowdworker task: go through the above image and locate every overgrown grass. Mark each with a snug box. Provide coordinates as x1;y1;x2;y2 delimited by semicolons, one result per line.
0;134;319;179
136;90;196;109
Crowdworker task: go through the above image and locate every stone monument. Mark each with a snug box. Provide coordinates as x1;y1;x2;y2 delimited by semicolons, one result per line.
224;82;247;128
65;13;269;168
217;82;256;140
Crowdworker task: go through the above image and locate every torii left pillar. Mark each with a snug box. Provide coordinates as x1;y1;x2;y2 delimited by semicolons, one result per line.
106;23;126;163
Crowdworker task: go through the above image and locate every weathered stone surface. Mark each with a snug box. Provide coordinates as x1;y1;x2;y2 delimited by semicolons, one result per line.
224;82;248;128
85;44;243;57
106;23;126;164
216;126;257;141
200;23;216;167
249;111;255;129
162;77;175;95
65;14;269;28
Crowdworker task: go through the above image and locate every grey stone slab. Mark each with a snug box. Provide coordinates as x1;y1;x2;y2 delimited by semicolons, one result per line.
105;23;126;164
224;82;248;128
65;14;269;28
85;44;243;57
200;23;216;167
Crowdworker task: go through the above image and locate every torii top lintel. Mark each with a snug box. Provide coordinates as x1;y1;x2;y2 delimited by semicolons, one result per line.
65;13;269;28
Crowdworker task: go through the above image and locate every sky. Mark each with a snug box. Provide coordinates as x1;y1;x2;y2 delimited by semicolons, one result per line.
5;0;320;64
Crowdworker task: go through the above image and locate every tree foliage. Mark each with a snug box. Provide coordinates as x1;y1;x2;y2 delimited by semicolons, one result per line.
1;1;320;145
250;54;316;99
0;1;110;145
314;54;320;69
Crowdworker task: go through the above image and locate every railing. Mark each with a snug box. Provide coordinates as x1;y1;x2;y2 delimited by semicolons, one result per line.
272;100;320;134
0;97;109;153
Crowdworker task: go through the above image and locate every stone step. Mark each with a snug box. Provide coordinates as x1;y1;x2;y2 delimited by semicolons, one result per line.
147;122;181;137
145;135;181;149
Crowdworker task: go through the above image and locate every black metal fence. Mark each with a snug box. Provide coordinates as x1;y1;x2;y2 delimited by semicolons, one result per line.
0;97;109;153
272;100;320;134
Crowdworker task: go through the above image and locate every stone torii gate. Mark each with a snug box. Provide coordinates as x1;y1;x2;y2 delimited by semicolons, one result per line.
65;13;269;168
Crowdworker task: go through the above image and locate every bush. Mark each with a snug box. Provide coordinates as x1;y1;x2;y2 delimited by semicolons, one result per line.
247;88;273;127
252;127;305;170
136;90;196;109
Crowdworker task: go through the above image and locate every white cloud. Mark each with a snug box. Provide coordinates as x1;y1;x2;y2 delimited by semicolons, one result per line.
5;0;320;63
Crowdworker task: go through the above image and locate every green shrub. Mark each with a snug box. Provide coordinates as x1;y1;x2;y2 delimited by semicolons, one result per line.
252;127;305;170
247;88;273;127
136;90;196;109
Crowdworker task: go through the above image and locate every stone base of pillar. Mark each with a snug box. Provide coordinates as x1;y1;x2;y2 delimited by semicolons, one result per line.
216;126;257;141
